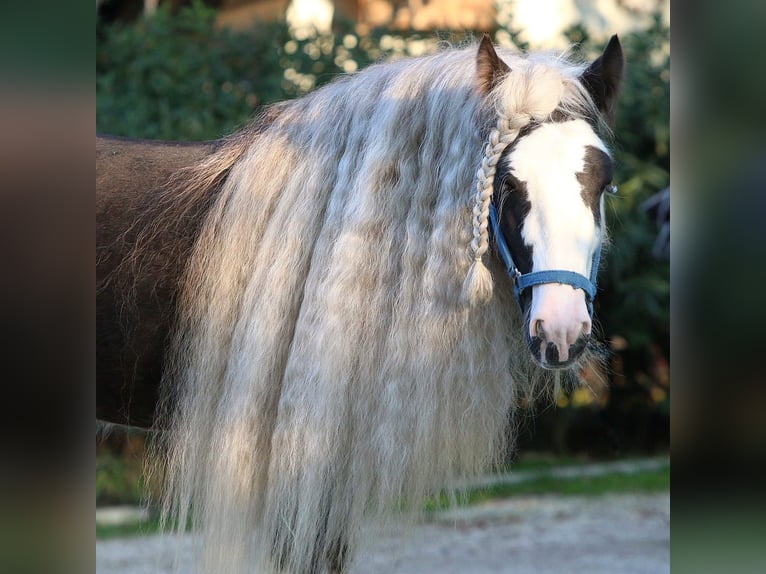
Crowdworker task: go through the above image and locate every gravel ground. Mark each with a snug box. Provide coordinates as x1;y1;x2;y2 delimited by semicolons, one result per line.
97;492;669;574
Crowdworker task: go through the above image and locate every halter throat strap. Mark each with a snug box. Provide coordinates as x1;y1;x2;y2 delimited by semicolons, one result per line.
488;204;601;315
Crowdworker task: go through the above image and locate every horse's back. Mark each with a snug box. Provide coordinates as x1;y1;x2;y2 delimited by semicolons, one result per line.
96;135;216;428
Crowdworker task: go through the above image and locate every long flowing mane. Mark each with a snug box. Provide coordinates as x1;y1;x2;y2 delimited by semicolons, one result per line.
151;43;602;574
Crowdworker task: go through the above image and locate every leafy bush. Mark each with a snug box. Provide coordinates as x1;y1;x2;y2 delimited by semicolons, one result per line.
96;452;144;506
97;2;479;139
97;2;288;140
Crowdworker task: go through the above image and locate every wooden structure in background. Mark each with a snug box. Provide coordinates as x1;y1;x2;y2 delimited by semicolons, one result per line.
98;0;496;32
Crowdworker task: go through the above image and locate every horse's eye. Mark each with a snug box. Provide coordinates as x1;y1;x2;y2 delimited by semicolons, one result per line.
603;183;618;195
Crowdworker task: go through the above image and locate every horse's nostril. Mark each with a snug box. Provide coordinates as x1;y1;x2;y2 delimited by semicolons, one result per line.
533;319;545;338
581;320;592;336
569;336;588;357
545;342;559;364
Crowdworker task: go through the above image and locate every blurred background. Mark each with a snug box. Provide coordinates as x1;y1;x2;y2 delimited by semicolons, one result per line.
95;0;669;533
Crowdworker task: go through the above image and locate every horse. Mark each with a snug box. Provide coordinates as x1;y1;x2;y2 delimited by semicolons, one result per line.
96;35;623;574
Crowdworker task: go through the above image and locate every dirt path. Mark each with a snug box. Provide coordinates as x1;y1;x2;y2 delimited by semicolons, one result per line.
97;492;669;573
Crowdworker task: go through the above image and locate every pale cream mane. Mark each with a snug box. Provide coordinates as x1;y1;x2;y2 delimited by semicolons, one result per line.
153;42;602;574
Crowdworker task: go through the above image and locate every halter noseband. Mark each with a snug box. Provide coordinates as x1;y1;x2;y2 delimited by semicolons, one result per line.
488;203;602;317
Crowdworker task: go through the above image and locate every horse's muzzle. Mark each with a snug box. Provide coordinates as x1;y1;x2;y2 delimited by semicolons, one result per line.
528;333;590;369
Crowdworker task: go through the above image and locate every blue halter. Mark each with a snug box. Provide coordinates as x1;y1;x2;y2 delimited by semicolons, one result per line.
488;203;601;317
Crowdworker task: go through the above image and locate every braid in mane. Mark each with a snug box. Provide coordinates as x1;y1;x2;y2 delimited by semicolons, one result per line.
462;112;533;305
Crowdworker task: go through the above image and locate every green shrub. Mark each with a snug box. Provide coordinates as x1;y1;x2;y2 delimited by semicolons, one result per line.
97;2;289;140
96;2;478;140
96;452;144;506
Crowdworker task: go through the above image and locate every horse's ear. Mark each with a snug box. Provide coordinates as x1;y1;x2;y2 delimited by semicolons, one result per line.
476;34;511;94
581;35;624;126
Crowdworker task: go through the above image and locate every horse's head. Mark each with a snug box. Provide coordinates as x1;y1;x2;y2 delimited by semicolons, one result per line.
494;116;615;368
473;36;624;369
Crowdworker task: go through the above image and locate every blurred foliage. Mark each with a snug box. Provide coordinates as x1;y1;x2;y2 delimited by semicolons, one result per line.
97;2;288;140
596;16;670;433
96;5;669;455
96;452;143;506
96;1;467;139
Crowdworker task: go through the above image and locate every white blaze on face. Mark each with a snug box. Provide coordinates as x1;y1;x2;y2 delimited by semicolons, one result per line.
505;119;609;363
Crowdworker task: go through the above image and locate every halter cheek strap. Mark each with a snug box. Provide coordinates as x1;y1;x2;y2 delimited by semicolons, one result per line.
488;204;601;317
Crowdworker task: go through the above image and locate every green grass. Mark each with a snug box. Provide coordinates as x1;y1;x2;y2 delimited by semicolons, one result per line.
425;465;670;512
500;454;593;473
96;513;193;540
96;516;163;540
483;466;668;497
97;461;670;539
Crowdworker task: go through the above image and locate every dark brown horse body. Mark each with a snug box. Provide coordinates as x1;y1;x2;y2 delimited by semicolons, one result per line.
96;136;217;427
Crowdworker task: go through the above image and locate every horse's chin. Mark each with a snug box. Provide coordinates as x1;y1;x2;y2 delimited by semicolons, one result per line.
526;334;589;371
